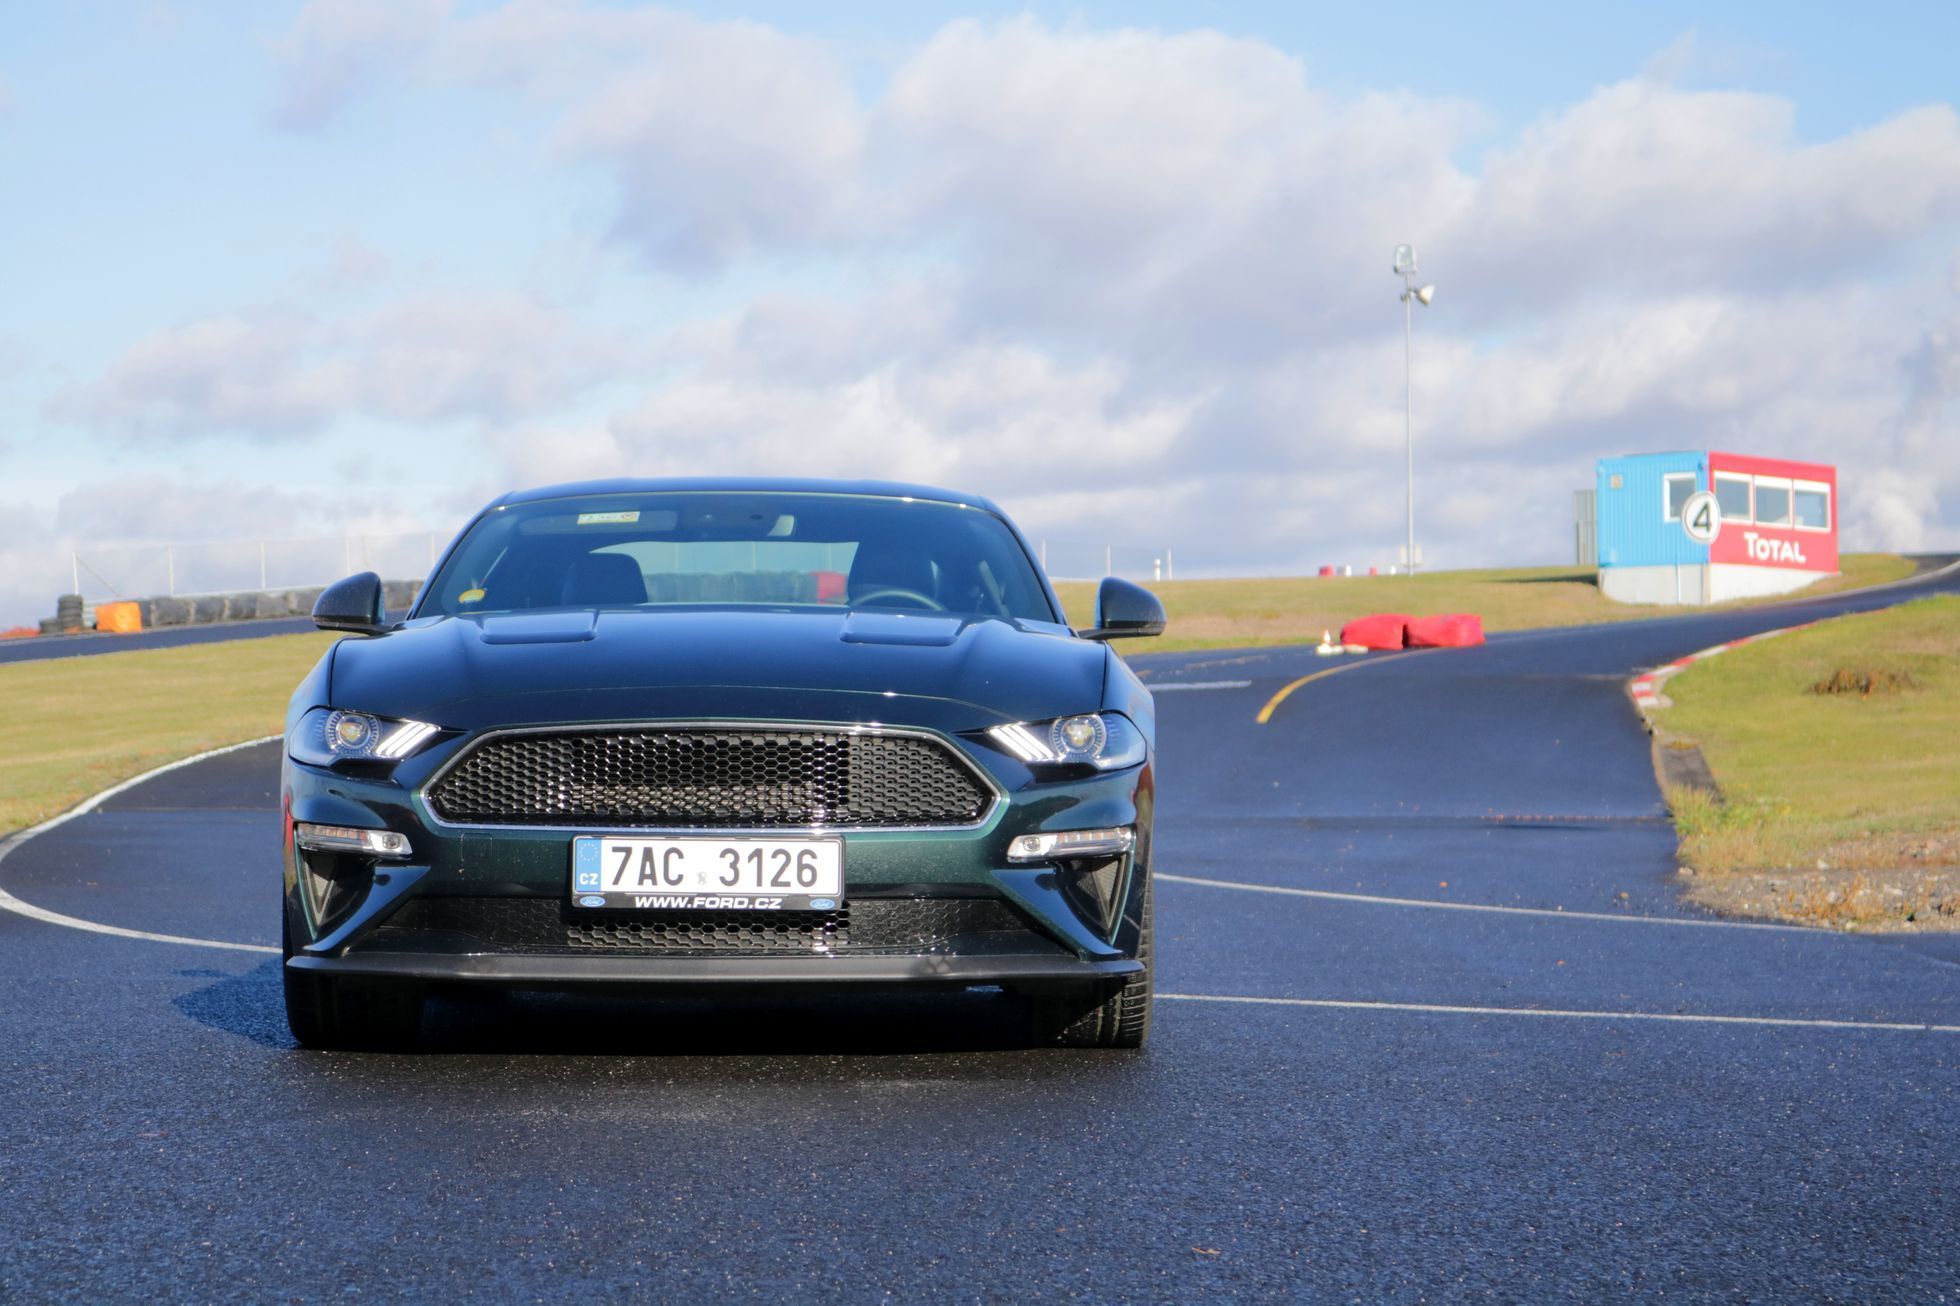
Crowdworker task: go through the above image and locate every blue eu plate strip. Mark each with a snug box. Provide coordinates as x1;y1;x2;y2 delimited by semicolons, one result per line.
572;837;602;893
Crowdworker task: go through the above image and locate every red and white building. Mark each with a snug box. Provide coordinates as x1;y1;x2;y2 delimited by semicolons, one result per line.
1588;450;1839;606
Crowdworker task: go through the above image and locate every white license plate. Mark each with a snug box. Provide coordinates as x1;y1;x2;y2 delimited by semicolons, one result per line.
570;835;844;911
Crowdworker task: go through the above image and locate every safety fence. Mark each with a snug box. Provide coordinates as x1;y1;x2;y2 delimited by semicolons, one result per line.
1034;541;1181;584
69;532;445;606
65;532;1193;602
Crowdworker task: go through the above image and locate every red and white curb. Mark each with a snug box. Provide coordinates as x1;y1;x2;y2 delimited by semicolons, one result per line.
1627;622;1819;715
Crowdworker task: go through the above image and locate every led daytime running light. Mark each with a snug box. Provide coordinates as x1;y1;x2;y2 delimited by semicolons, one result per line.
294;822;412;859
1007;827;1135;862
989;722;1053;764
376;720;439;759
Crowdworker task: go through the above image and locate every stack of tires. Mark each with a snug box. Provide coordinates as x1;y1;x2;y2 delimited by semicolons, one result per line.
39;593;86;636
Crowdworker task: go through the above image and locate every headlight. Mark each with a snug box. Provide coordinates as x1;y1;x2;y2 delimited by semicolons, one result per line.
986;712;1146;772
289;707;440;766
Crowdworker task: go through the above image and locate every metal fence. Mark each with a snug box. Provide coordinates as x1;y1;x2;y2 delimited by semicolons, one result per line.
1034;540;1180;583
65;531;1198;605
69;532;444;605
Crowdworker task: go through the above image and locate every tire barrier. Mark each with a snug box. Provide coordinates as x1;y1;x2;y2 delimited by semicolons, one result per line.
1406;613;1485;648
1337;612;1486;651
1339;613;1411;650
32;580;424;637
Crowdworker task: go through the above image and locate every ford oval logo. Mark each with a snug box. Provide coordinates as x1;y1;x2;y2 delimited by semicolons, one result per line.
808;897;837;910
577;894;607;908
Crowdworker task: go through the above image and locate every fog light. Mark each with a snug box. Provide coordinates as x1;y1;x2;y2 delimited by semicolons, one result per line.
1007;827;1134;862
294;822;412;859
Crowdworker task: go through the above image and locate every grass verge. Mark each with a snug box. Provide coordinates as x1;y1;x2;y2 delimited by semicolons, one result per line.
0;633;337;835
1054;554;1913;654
1654;594;1960;930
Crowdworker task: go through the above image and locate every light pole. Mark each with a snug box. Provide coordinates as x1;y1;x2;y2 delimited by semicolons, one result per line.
1392;244;1434;575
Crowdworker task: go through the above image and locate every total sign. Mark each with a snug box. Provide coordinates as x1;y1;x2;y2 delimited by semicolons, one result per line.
1705;452;1838;574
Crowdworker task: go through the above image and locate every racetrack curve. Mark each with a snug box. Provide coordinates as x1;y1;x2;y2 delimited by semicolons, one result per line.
1;566;1956;1300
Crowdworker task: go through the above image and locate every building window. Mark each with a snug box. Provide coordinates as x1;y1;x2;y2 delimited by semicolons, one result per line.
1754;477;1792;527
1793;480;1831;530
1714;474;1752;522
1663;473;1698;521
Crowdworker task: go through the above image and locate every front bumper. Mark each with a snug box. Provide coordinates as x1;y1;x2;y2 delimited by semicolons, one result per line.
289;951;1142;991
282;719;1154;991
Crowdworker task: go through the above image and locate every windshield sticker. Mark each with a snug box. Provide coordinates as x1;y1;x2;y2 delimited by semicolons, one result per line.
576;511;641;525
457;588;486;604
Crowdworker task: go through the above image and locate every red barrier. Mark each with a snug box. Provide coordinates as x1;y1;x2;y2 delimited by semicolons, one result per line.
1339;613;1410;650
1316;565;1335;577
1407;613;1485;648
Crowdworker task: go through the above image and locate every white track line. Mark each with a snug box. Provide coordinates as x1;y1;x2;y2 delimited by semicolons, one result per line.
0;737;282;956
1158;871;1810;931
1144;680;1252;691
1157;992;1960;1033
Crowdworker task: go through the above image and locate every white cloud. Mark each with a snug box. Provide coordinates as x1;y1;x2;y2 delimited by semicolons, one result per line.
52;474;319;543
94;7;1960;576
271;0;450;129
49;309;345;439
1450;86;1960;315
51;292;637;438
277;2;864;267
306;233;391;292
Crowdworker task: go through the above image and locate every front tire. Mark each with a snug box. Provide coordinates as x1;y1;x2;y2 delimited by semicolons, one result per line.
283;915;424;1051
1034;875;1153;1049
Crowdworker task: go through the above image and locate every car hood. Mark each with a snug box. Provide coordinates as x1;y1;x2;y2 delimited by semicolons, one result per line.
326;607;1108;732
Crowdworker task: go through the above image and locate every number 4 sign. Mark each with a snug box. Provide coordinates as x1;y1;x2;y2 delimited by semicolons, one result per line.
1680;490;1722;544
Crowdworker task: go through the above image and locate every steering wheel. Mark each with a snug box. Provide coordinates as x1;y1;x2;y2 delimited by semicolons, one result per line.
851;587;947;612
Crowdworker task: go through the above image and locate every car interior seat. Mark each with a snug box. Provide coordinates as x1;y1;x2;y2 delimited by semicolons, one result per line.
847;540;939;607
560;551;649;607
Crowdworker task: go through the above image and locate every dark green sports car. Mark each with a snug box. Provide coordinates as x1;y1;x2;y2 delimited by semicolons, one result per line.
281;479;1164;1050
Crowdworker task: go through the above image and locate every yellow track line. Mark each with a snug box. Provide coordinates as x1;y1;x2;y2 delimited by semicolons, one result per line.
1255;650;1426;724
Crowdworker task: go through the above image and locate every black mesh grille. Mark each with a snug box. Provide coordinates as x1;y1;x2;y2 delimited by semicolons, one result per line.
427;728;993;829
371;896;1048;957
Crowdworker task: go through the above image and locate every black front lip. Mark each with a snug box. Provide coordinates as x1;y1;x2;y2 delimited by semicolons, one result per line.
287;951;1141;990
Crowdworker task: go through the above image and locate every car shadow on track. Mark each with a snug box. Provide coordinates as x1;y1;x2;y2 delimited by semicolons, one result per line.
175;961;1055;1057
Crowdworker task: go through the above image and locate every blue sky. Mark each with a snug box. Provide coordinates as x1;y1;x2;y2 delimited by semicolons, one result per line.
2;2;1957;623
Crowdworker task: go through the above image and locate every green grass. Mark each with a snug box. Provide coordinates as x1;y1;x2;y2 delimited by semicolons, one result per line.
1655;594;1960;874
0;633;337;834
1054;554;1914;653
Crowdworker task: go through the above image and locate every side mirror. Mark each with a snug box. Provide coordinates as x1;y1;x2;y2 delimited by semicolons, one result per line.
313;572;388;635
1083;577;1166;640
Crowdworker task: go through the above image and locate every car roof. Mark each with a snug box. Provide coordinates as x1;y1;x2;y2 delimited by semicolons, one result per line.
495;478;1008;517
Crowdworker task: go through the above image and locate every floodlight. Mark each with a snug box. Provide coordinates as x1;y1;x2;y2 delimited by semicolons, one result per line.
1391;246;1436;577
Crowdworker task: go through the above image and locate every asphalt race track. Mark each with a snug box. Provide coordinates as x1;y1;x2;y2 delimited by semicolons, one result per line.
2;567;1957;1299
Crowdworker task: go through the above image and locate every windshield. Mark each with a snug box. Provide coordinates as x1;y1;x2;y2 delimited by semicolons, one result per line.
417;491;1057;623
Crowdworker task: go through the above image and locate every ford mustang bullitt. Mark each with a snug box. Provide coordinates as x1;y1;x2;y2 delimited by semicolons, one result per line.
281;479;1164;1050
